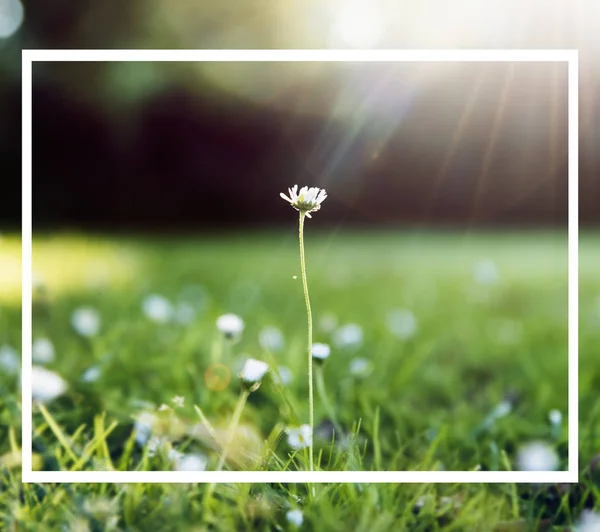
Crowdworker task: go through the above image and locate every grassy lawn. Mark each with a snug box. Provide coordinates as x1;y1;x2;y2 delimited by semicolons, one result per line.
1;229;599;530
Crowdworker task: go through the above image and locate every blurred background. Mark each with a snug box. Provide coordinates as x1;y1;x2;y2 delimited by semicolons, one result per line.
0;0;598;230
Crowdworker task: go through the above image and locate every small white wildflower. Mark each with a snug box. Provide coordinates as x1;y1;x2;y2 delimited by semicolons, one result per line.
173;302;196;325
0;345;19;374
32;338;55;364
516;441;559;471
216;313;245;339
173;452;208;472
142;294;173;324
272;365;293;386
473;259;500;285
240;358;269;384
386;309;418;339
549;409;562;426
349;357;372;377
133;412;157;445
332;323;363;349
286;424;312;450
167;448;185;463
158;404;171;412
31;366;67;403
280;184;327;218
172;396;185;408
312;342;331;361
577;510;600;532
258;326;285;351
81;365;102;383
286;508;304;527
147;435;168;457
71;307;101;337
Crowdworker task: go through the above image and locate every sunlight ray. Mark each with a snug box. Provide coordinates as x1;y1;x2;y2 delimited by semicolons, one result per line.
470;63;515;223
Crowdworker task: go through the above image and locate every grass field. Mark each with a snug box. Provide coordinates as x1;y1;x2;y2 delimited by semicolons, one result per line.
1;229;599;530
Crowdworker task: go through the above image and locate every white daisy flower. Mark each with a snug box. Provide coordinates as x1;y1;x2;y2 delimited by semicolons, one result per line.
577;510;600;532
286;424;312;450
386;309;418;339
258;326;285;351
312;342;331;361
349;357;372;377
473;259;500;286
216;313;245;339
31;366;67;403
0;345;19;374
32;338;55;364
71;307;101;337
549;409;562;426
280;185;327;218
172;395;185;408
286;508;304;527
516;441;559;471
81;365;102;383
272;365;293;386
133;412;157;445
240;358;269;384
142;294;173;324
173;452;208;472
332;323;363;349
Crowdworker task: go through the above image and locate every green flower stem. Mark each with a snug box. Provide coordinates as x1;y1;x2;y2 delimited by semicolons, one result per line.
315;365;343;438
216;389;250;472
204;388;250;509
298;211;314;474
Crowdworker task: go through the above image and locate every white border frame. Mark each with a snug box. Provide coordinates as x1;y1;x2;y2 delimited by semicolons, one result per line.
21;49;578;484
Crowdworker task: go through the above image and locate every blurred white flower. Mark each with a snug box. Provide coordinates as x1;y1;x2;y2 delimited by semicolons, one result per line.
71;307;101;337
240;358;269;384
349;357;372;377
319;312;338;333
286;508;304;527
473;259;500;285
492;400;512;419
577;510;600;532
516;441;559;471
280;185;327;218
31;366;67;403
0;0;24;39
172;395;185;408
549;409;562;426
216;313;245;339
133;412;157;445
142;294;173;324
258;326;285;351
332;323;363;349
173;452;208;472
286;425;312;450
312;342;331;361
386;309;418;339
32;338;55;364
81;365;102;383
147;435;168;457
272;365;293;386
173;302;196;325
0;345;19;374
